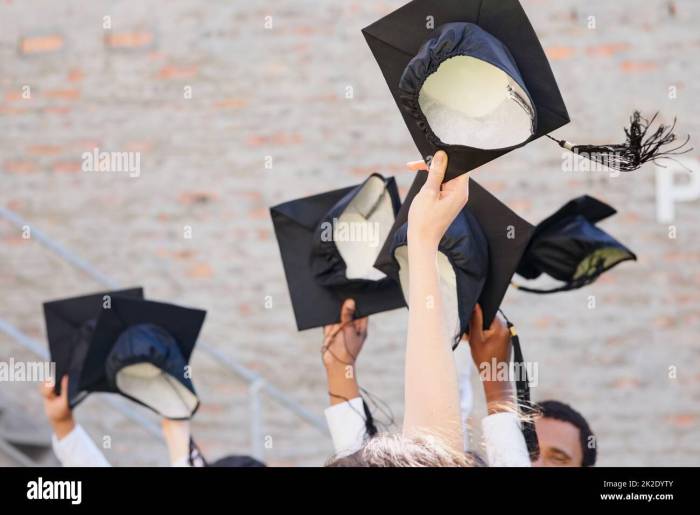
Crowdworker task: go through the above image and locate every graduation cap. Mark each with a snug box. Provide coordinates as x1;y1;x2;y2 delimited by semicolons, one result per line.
363;0;569;180
364;2;690;177
79;297;206;420
391;199;488;344
375;175;534;339
43;288;144;408
513;195;636;294
270;174;406;330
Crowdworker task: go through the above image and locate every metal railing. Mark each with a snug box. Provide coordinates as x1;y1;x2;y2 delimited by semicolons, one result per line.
0;318;163;439
0;206;329;465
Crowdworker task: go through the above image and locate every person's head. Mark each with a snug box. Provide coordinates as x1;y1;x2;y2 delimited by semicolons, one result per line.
326;433;483;467
533;400;596;467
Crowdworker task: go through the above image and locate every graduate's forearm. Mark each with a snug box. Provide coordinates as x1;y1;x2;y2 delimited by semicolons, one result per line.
483;380;515;415
51;416;76;440
161;419;191;465
402;242;463;451
325;361;361;406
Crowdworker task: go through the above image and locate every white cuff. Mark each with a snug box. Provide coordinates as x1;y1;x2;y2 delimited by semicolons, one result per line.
324;397;367;457
52;424;111;467
481;412;531;467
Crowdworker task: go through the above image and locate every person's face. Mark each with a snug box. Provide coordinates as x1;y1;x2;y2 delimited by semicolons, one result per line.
532;417;584;467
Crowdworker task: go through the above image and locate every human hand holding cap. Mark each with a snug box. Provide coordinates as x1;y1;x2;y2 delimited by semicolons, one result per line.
322;298;368;369
407;151;470;247
40;375;76;439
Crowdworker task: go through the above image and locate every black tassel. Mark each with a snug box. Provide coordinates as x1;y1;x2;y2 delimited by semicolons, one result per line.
509;325;540;461
499;311;540;460
360;387;395;437
362;398;378;438
329;389;393;439
548;111;692;172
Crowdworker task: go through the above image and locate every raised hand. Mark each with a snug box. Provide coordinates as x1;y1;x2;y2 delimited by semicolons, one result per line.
407;151;470;247
40;375;75;439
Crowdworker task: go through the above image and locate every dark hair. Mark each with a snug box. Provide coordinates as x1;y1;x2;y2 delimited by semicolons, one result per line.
209;455;266;468
188;438;266;468
538;400;596;466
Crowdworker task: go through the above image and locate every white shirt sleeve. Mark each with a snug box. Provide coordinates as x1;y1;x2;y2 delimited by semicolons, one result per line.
52;424;111;467
324;397;367;457
481;412;532;467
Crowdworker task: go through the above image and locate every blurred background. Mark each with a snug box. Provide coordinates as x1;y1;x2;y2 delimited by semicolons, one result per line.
0;0;698;466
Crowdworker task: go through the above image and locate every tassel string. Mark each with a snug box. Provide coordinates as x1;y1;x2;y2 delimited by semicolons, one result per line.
547;111;692;172
511;254;609;294
320;319;359;365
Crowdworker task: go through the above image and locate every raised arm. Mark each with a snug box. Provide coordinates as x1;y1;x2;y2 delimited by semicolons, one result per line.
161;419;192;467
322;299;370;456
41;375;110;467
402;151;470;453
322;299;367;406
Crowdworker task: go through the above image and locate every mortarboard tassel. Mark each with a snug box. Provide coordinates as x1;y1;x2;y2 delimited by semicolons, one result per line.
361;397;378;438
547;111;692;172
328;390;387;440
359;387;395;438
499;311;540;460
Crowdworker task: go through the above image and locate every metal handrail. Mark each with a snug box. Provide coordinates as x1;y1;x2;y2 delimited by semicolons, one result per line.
0;436;37;467
0;206;329;463
0;318;163;439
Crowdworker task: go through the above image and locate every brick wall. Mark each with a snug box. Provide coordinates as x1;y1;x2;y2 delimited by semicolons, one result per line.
0;0;698;466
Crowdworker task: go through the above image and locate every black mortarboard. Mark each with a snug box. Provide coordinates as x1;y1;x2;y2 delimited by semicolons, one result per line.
79;297;206;420
375;175;534;338
364;3;690;176
514;195;636;293
363;0;570;180
43;288;144;407
271;174;406;330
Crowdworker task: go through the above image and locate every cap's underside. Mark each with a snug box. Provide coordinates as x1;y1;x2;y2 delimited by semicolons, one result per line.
335;175;394;281
394;245;462;340
419;55;535;149
115;362;198;419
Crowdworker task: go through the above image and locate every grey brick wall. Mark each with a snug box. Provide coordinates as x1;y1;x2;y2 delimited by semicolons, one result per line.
1;0;698;466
